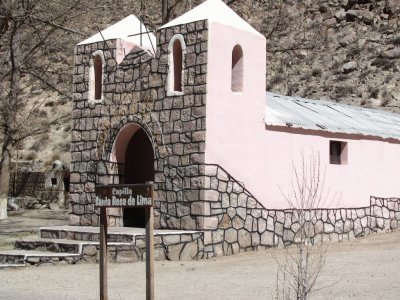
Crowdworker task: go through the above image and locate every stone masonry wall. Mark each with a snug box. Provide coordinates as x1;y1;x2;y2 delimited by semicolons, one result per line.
198;164;400;258
10;172;45;197
70;20;208;227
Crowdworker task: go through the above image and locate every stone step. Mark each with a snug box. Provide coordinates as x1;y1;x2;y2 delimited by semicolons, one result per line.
14;238;134;253
14;239;82;253
0;263;26;269
40;226;136;242
0;226;207;268
0;239;137;268
0;249;81;267
40;225;204;244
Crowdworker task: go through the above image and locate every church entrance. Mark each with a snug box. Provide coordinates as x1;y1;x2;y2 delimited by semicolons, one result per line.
114;126;154;227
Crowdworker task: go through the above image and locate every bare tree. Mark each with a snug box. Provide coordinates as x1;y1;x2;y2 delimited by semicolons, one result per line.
275;152;337;300
0;0;95;219
161;0;199;24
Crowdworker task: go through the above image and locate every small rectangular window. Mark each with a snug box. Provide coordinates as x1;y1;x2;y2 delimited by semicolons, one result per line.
330;140;348;165
51;178;57;186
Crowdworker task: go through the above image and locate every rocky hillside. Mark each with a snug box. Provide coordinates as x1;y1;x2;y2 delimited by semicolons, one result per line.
261;0;400;111
12;0;400;167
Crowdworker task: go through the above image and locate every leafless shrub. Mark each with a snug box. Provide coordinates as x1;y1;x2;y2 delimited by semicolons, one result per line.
335;74;348;82
270;75;286;87
389;36;400;45
38;133;50;145
335;85;354;96
44;101;55;107
371;57;396;70
30;141;42;151
369;87;379;99
58;140;70;152
311;68;322;77
25;151;38;161
360;98;368;106
380;90;391;107
63;124;72;132
51;152;61;161
275;152;338;300
346;47;360;59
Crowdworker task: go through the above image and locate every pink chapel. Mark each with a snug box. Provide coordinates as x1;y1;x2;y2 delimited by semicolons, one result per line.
69;0;400;254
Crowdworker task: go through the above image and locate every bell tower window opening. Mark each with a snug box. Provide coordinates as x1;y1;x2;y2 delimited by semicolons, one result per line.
231;45;243;92
173;40;183;92
94;55;102;100
89;50;104;102
167;34;186;96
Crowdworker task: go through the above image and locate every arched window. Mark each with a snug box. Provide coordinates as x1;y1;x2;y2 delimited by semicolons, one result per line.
173;40;183;91
94;55;102;100
231;45;243;92
89;50;104;102
167;34;186;95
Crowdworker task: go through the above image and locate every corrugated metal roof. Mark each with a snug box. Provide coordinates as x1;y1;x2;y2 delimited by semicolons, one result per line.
265;92;400;141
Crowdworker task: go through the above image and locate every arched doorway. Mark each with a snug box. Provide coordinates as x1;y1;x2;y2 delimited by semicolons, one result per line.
123;128;154;227
112;124;154;227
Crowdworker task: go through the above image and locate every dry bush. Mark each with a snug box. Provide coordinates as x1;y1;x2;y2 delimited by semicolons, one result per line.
58;140;70;152
40;132;50;140
51;152;61;161
25;151;38;161
371;57;396;70
275;152;338;300
29;140;42;151
63;124;72;132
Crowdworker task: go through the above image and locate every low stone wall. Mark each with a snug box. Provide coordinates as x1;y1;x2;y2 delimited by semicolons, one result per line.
10;172;45;197
200;164;400;257
9;170;66;209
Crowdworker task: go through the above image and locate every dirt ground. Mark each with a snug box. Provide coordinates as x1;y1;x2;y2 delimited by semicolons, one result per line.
0;222;399;300
0;209;69;250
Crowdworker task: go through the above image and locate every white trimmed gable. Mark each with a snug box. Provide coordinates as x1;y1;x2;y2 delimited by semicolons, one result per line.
161;0;263;38
78;15;156;56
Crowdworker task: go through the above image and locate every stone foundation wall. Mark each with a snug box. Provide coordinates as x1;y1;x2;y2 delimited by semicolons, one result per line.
199;164;400;257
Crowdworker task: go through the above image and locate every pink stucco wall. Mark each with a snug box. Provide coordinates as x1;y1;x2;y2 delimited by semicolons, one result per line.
205;22;400;209
261;129;400;209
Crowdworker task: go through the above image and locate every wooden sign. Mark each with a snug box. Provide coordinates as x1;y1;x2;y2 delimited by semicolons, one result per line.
95;183;153;208
96;182;154;300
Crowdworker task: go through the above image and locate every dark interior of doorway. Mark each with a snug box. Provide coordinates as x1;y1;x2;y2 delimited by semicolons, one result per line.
123;128;154;227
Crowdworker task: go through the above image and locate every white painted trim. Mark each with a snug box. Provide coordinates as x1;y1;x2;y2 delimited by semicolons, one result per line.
167;34;187;94
88;50;105;103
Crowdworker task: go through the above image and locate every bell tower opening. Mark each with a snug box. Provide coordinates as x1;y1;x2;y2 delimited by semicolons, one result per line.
117;127;154;227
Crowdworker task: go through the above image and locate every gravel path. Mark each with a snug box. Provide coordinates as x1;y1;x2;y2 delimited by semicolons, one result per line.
0;230;399;299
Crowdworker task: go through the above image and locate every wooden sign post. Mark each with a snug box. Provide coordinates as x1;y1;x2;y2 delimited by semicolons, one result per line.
95;182;154;300
146;184;154;300
99;206;108;300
